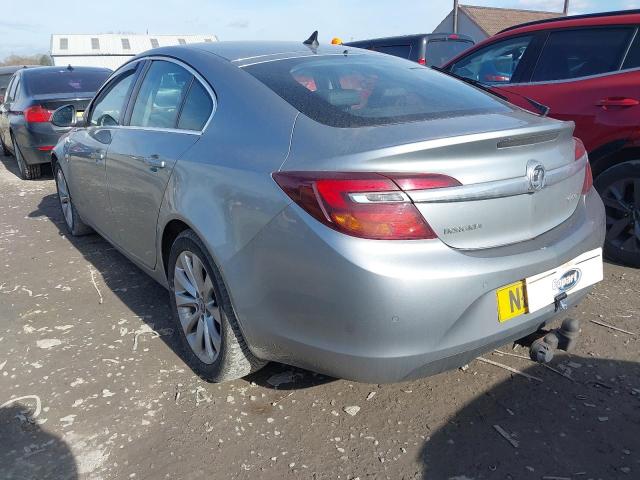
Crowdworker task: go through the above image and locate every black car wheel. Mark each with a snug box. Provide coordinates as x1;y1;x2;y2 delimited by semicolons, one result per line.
167;229;266;382
594;161;640;268
54;163;93;236
11;134;41;180
1;136;9;156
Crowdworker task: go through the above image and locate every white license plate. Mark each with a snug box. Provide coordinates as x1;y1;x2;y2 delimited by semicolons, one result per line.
525;248;603;313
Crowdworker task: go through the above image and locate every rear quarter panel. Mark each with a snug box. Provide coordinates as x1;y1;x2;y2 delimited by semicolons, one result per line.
155;49;299;285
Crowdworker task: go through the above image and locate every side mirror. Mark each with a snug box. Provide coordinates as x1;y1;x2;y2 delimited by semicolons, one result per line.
51;104;83;128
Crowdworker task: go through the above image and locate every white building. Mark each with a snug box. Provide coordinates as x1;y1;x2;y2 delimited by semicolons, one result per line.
50;34;218;70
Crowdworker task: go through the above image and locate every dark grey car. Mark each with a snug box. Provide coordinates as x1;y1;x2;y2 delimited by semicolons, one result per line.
0;65;27;103
0;66;110;179
345;33;474;67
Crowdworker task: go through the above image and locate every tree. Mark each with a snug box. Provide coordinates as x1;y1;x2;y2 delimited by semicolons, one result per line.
0;54;53;67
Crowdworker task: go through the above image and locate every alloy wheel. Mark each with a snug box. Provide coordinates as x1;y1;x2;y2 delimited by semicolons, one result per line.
173;251;222;364
56;168;74;230
601;178;640;255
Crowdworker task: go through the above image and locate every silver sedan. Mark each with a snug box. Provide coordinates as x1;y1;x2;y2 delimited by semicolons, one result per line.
50;41;605;383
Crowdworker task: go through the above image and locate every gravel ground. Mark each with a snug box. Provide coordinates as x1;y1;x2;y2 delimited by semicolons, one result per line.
0;153;638;480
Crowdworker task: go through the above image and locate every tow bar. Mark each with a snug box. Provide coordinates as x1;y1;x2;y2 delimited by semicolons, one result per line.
529;317;580;363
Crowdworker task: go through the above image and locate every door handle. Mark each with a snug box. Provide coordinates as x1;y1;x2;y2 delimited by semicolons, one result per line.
91;151;105;162
143;154;166;170
596;97;639;109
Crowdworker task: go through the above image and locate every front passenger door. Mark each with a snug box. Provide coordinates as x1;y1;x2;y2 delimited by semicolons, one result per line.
67;63;141;234
106;59;214;268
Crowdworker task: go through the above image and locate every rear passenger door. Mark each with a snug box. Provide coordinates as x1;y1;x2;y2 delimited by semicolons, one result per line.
491;27;639;153
67;63;140;234
106;58;214;268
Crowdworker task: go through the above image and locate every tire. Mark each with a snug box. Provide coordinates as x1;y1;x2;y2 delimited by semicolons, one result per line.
1;136;9;156
12;134;41;180
54;163;93;236
594;160;640;268
168;229;265;382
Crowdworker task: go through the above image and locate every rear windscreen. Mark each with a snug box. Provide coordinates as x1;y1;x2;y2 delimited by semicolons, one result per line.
426;40;474;67
25;69;110;95
244;54;509;128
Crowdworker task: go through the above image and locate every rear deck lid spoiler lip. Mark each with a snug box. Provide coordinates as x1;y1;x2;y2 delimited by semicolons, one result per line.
408;155;588;204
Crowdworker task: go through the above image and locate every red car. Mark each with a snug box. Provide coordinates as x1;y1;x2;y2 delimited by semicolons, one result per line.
443;9;640;267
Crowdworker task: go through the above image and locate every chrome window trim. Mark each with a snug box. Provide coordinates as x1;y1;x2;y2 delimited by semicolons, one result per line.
90;124;202;136
408;155;588;204
504;64;640;86
90;55;217;135
620;27;639;69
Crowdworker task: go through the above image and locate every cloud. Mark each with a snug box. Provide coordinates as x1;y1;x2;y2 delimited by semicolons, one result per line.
227;19;249;29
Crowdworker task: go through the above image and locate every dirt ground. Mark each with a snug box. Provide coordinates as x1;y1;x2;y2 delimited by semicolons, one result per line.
0;153;638;480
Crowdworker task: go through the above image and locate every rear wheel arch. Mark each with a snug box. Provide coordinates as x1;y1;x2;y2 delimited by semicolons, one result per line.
590;140;639;178
161;219;192;278
51;152;59;171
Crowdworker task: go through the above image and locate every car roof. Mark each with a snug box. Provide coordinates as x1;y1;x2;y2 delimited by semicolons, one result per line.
0;65;29;75
20;65;111;78
497;8;640;36
185;41;358;62
346;33;474;44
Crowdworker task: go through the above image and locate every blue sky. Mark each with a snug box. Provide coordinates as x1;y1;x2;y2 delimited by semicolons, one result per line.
2;0;638;60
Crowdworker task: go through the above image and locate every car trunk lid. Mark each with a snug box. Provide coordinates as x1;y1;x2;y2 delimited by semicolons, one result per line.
283;110;584;249
32;93;94;114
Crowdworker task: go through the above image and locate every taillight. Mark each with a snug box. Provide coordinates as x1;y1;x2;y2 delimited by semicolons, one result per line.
418;57;427;65
574;137;586;160
273;172;460;240
581;161;593;194
24;105;53;123
574;137;592;194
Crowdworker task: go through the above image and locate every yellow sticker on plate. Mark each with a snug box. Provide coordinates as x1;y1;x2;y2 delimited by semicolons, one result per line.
496;280;528;323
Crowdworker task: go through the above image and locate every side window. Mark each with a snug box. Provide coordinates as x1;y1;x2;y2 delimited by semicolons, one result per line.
532;28;634;82
7;77;20;102
375;45;412;59
90;70;137;126
130;60;192;129
11;80;21;102
622;31;640;70
177;80;213;131
450;36;533;84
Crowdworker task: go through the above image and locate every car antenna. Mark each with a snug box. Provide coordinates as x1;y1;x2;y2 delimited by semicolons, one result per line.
67;64;74;71
303;31;319;48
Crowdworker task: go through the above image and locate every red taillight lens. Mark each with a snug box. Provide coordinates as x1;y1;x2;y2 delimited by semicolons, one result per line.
24;105;53;123
574;137;592;194
418;57;427;65
574;137;586;161
582;160;593;194
273;172;460;240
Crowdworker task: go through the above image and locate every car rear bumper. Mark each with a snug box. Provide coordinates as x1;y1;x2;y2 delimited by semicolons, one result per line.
223;188;606;383
14;123;65;165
